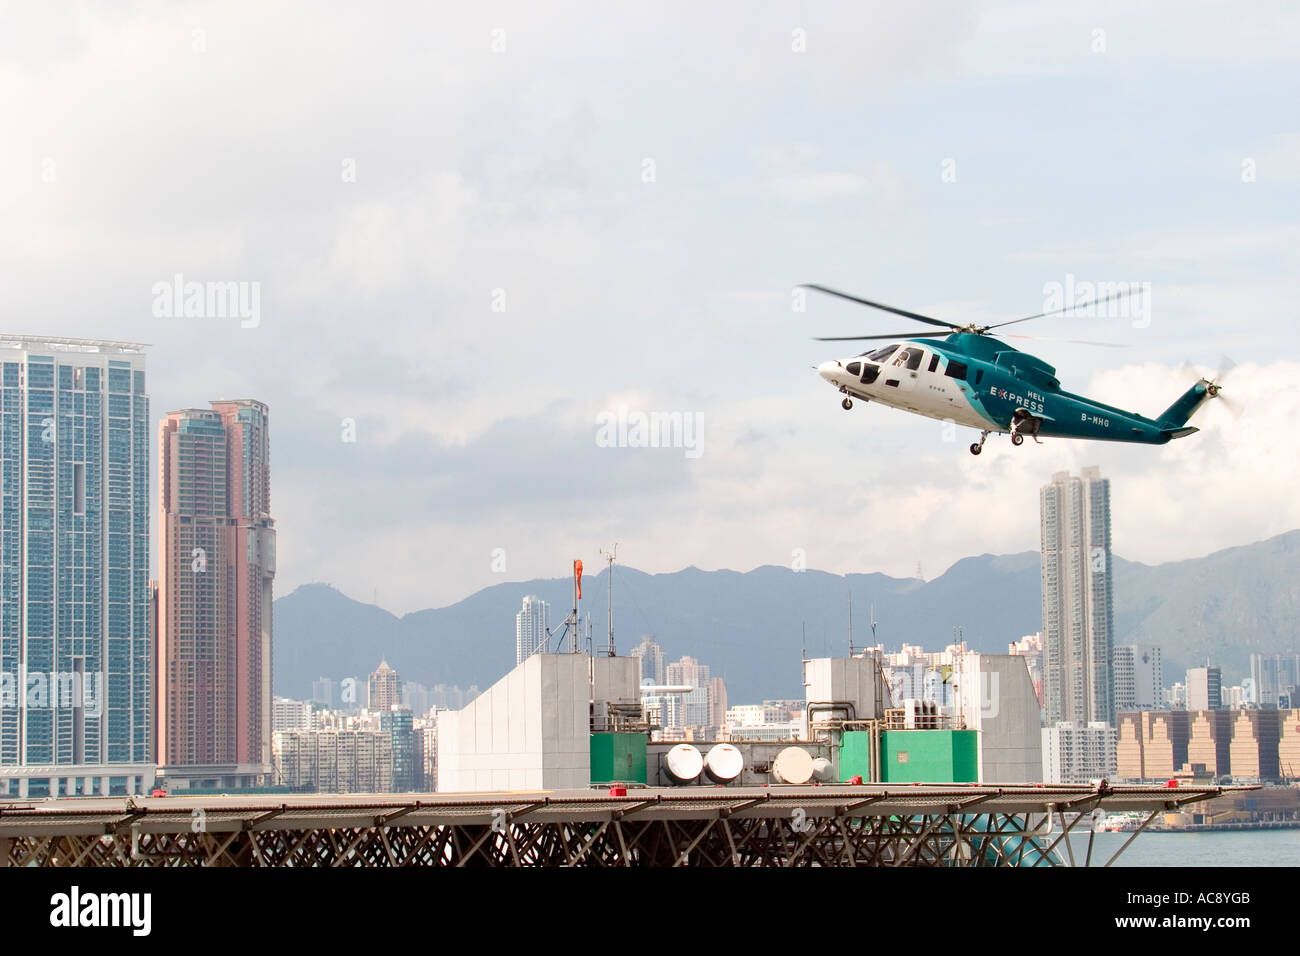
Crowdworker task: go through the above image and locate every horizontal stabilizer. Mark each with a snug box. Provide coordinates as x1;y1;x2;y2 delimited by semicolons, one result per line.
1164;426;1200;440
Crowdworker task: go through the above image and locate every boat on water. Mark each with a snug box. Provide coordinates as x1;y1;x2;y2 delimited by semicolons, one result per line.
1097;812;1143;832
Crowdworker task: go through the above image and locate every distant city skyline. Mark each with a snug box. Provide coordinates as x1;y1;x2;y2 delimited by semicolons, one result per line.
1251;653;1300;709
270;522;1300;708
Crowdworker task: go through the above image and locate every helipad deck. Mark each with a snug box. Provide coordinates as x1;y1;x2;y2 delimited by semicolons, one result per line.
0;783;1243;867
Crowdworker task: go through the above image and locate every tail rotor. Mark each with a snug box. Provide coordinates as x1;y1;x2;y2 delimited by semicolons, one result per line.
1181;356;1243;419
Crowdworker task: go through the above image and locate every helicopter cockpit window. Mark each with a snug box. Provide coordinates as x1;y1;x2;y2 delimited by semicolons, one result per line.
846;361;861;376
864;345;898;363
893;347;924;371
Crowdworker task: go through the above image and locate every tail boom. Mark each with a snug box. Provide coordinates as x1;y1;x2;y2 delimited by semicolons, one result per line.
1158;381;1213;429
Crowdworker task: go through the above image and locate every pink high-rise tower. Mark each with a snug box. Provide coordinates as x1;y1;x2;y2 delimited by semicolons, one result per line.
157;400;275;788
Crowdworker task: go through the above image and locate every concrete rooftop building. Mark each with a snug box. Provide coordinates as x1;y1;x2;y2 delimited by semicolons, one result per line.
436;653;639;792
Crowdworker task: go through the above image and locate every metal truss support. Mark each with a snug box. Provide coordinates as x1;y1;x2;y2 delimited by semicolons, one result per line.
0;808;1083;868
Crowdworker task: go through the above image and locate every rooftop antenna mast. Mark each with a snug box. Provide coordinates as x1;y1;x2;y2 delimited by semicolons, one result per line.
848;593;853;656
870;602;878;646
601;543;618;657
572;559;584;653
801;621;808;691
551;559;585;653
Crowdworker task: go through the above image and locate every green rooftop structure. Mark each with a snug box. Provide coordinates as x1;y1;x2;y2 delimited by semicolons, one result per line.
839;729;978;784
590;733;647;786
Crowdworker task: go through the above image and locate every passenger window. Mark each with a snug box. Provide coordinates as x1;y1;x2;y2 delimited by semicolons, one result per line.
928;355;939;373
975;369;983;385
945;361;968;381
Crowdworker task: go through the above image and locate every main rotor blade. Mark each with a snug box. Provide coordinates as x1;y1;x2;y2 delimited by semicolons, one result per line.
801;284;959;330
1182;356;1238;384
1002;334;1128;348
988;286;1148;330
814;331;954;342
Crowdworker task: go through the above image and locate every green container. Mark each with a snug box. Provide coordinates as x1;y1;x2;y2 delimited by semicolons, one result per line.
590;733;648;785
839;731;874;782
880;729;978;783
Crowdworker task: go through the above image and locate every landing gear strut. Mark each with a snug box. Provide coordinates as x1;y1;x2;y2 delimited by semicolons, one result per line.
1010;409;1043;446
969;431;990;456
841;397;853;410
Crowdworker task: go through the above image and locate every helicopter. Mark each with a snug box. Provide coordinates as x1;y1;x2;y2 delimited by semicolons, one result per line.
806;283;1235;455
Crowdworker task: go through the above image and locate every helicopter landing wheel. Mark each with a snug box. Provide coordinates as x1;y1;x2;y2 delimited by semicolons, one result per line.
1011;432;1024;446
841;397;853;410
969;442;982;456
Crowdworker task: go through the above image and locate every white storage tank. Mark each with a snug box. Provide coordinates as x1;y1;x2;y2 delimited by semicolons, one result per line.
704;743;744;784
664;743;704;784
811;756;834;783
771;746;815;785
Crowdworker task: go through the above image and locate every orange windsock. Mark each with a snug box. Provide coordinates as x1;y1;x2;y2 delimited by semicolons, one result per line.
574;559;583;599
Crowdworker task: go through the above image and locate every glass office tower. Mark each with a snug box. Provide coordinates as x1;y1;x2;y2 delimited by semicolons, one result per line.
0;335;153;798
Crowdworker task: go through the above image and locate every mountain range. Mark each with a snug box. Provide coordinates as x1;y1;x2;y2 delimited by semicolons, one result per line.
273;530;1300;703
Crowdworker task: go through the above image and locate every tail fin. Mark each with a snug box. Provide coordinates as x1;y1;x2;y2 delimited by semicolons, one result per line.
1158;381;1212;429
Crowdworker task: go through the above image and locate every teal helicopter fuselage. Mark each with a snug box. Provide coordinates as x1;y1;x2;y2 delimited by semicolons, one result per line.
818;333;1213;444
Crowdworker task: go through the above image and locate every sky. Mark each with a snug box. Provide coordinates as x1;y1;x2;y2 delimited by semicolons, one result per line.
3;1;1298;613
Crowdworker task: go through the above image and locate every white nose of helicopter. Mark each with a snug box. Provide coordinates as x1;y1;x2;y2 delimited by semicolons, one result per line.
817;360;842;382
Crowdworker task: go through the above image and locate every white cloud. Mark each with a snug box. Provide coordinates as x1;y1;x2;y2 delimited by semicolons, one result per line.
2;1;1297;613
767;171;867;201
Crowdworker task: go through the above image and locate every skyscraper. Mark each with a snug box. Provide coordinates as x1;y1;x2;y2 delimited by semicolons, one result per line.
666;656;712;730
380;706;414;792
515;595;550;665
401;680;429;719
1040;467;1114;727
1113;646;1135;712
1114;644;1163;712
1186;666;1223;711
311;676;336;709
0;335;153;798
157;400;275;789
630;635;665;685
368;659;401;712
708;676;728;730
1250;653;1300;709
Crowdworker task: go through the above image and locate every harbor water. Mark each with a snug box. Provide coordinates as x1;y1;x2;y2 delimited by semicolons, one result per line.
1082;829;1300;867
